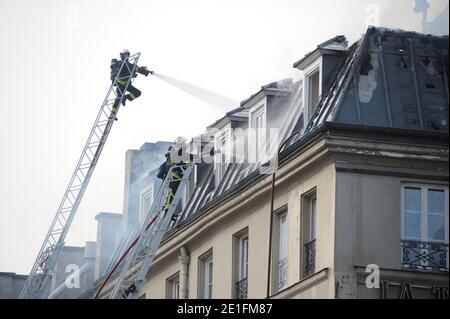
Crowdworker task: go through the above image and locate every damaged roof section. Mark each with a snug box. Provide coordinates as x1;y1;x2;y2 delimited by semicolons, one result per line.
312;27;449;132
284;27;449;149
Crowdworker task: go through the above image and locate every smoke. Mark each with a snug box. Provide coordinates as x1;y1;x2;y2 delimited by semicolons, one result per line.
262;81;303;167
218;80;303;167
152;73;238;110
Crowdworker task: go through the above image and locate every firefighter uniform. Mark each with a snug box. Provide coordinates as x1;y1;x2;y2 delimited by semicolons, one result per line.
110;50;150;116
157;160;184;213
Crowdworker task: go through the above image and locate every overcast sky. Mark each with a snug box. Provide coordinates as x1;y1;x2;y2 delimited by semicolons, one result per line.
0;0;448;274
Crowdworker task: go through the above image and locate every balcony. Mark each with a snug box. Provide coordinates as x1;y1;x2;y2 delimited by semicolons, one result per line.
235;277;248;299
304;239;316;277
401;240;449;272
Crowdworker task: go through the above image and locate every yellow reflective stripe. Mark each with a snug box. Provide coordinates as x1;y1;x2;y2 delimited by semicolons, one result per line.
171;170;181;180
116;79;127;85
165;189;174;209
129;93;136;100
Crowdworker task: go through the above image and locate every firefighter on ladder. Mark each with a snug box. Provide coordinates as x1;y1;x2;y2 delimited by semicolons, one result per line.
157;144;187;222
157;137;218;221
109;49;153;120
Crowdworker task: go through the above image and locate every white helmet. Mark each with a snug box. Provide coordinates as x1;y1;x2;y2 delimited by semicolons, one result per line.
120;49;130;57
174;136;188;148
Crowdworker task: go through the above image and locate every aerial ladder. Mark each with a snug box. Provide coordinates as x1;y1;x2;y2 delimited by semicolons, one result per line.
93;163;193;299
19;53;141;299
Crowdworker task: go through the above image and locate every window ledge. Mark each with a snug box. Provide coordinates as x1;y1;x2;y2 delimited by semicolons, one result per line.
269;268;329;299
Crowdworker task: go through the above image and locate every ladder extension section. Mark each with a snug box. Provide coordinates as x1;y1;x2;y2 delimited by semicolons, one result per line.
95;164;193;299
19;53;141;299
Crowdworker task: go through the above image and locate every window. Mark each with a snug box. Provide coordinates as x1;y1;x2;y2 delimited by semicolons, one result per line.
310;197;317;242
301;189;317;278
139;185;154;224
272;209;288;292
249;103;266;163
233;229;248;299
166;272;180;299
173;281;180;299
219;135;228;176
402;185;449;271
304;61;322;123
215;129;230;185
308;71;320;116
198;250;213;299
278;212;288;290
239;235;248;281
255;110;264;155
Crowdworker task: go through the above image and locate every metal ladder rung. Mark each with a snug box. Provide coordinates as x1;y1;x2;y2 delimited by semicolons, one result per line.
78;163;91;170
97;119;110;126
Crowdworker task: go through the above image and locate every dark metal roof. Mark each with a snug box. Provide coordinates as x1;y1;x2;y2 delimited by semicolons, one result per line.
312;27;449;132
293;35;349;69
284;27;449;150
206;106;249;130
240;79;294;107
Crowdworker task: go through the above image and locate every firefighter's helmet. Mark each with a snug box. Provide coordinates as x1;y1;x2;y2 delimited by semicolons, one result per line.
120;49;130;59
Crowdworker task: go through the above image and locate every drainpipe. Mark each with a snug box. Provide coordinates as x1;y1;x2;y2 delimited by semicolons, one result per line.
179;246;190;299
266;129;303;299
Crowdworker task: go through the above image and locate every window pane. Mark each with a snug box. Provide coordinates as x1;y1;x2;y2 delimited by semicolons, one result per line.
279;214;287;260
174;281;179;299
404;187;421;212
404;212;421;239
203;259;213;299
311;198;316;240
427;189;445;214
239;237;248;279
244;238;248;277
309;71;320;115
208;261;213;285
428;214;445;241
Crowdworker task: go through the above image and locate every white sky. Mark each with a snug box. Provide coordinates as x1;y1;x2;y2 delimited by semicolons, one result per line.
0;0;448;274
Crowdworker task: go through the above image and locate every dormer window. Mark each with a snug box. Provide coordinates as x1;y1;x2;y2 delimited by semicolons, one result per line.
249;102;267;163
304;59;322;123
214;127;231;185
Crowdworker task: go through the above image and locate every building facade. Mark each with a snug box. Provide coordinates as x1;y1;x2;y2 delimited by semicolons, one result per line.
132;27;448;299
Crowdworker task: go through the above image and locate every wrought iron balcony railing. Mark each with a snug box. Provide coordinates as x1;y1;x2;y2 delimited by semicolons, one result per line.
235;277;248;299
278;258;288;290
304;239;316;277
402;240;449;272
